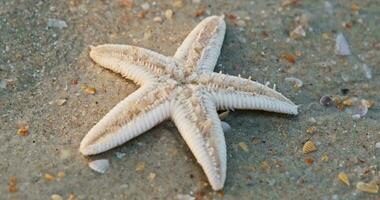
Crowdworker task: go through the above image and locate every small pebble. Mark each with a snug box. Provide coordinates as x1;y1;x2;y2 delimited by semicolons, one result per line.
47;19;68;29
164;9;173;20
51;194;63;200
141;2;150;10
153;16;162;23
320;95;334;106
221;121;231;132
375;142;380;149
335;33;351;56
89;159;110;174
115;152;127;159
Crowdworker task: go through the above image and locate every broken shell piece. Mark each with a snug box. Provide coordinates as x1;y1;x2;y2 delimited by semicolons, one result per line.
290;25;306;39
303;140;317;154
338;172;350;186
356;181;379;194
335;33;351;56
89;159;109;174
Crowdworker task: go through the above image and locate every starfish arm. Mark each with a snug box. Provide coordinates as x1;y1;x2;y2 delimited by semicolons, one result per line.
170;87;226;190
199;73;298;114
173;16;226;75
80;83;173;155
90;44;181;84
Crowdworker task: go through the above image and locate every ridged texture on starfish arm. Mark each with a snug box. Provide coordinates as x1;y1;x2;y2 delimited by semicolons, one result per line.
171;88;226;190
90;44;180;84
174;16;226;74
80;83;172;155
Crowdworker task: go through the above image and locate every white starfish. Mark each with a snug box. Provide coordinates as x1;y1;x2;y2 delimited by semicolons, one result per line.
80;15;298;190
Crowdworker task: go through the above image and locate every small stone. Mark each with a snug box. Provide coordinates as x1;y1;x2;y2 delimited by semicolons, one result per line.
57;171;65;178
17;125;29;137
49;99;67;106
148;172;156;181
164;9;173;20
115;152;127;159
320;95;334;106
221;121;231;132
47;19;68;29
335;33;351;56
141;2;150;10
83;86;96;94
51;194;63;200
8;176;17;193
153;16;162;23
375;142;380;149
89;159;110;174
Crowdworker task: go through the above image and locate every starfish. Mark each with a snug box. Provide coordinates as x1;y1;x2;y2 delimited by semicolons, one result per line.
80;15;298;190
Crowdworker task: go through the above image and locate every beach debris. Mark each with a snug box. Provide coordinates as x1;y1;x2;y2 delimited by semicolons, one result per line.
148;173;156;181
361;64;372;79
285;77;303;90
221;121;231;132
115;151;127;159
17;123;29;137
238;142;249;152
338;172;350;186
306;126;317;134
335;33;351;56
356;181;378;194
290;25;306;39
49;99;67;106
164;9;174;20
321;154;329;162
281;53;296;64
260;161;271;172
8;176;17;193
320;95;334;106
51;194;63;200
47;19;68;29
304;157;314;166
218;110;229;120
177;194;195;200
153;16;163;23
44;173;56;181
303;141;317;154
351;3;360;13
141;2;150;10
89;159;110;174
135;162;145;172
57;171;65;178
82;85;96;95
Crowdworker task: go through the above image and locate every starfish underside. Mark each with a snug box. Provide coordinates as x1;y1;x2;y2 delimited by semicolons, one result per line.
80;16;298;190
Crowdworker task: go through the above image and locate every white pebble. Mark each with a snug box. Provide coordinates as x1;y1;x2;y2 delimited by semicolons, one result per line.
375;142;380;149
141;3;150;10
335;33;351;56
89;159;110;174
115;152;127;159
47;19;68;29
361;64;372;79
221;121;231;132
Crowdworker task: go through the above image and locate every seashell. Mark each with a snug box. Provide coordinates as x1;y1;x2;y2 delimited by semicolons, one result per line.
320;95;334;106
356;181;378;194
303;140;317;154
338;172;350;186
89;159;110;174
